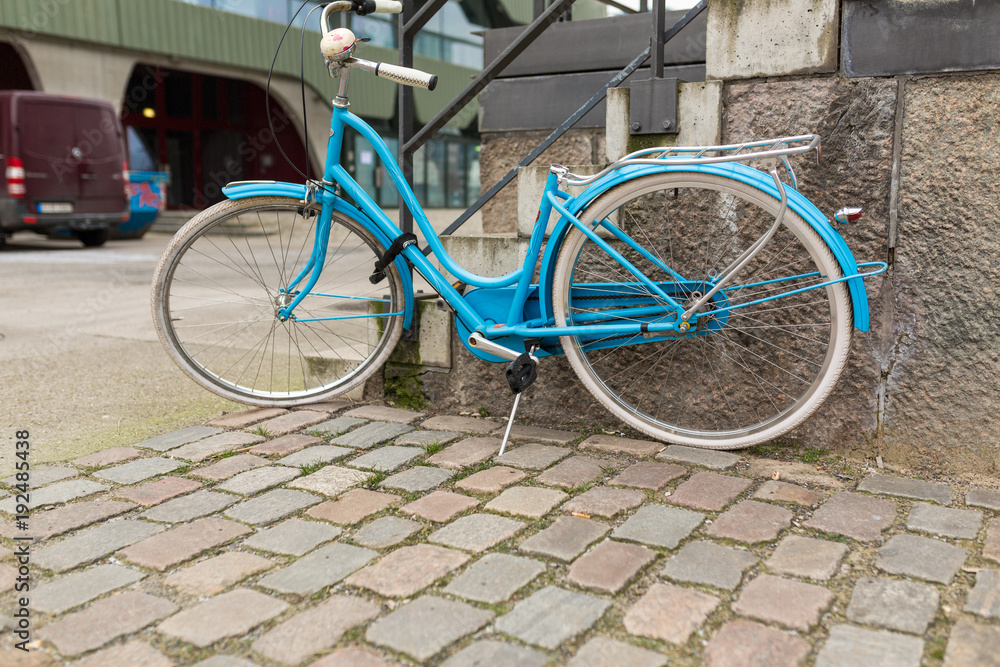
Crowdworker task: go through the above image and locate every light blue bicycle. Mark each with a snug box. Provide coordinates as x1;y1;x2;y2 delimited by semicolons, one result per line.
152;0;884;450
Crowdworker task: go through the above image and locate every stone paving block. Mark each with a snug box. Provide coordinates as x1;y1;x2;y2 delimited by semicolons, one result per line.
986;519;1000;565
207;408;288;429
255;410;328;436
295;399;350;413
706;500;793;544
332;421;414;449
803;492;897;542
442;552;546;603
429;513;525;552
703;620;810;667
611;462;686;490
308;417;367;438
165;551;275;596
114;476;202;506
168;431;265;462
496;443;572;469
394;430;461;447
965;569;1000;618
249;433;323;457
441;640;548;667
1;499;135;540
847;576;940;633
733;575;835;630
496;424;578;444
563;487;646;518
667;471;752;511
345;404;425;423
135;425;222;452
39;591;177;656
309;648;401;667
380;466;454;493
537;455;607;488
857;475;952;504
253;594;380;665
189;454;268;482
141;490;238;523
567;636;666;667
3;466;76;487
906;502;982;539
117;517;251;571
308;488;399;525
277;445;352;467
519;515;610;561
611;504;704;548
34;520;164;572
944;619;1000;667
158;588;289;648
259;542;377;595
217;466;300;495
400;490;479;522
0;563;13;593
71;447;143;468
767;535;848;581
753;479;823;506
348;446;423;471
350;516;422;549
33;564;144;615
346;544;468;597
427;437;500;469
0;479;107;513
421;415;498;434
456;466;527;494
816;625;923;667
661;540;756;590
496;586;610;650
580;433;663;457
193;657;258;667
73;641;174;667
746;459;845;489
485;485;567;518
568;540;656;593
966;488;1000;511
876;534;967;583
224;489;321;525
657;445;739;470
93;457;181;484
288;466;368;497
623;583;719;645
366;596;493;662
242;517;341;555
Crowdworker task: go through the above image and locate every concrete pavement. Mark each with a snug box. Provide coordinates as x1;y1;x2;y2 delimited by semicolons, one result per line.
1;401;999;666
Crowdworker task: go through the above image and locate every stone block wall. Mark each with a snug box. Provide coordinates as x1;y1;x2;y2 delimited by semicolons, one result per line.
403;0;1000;471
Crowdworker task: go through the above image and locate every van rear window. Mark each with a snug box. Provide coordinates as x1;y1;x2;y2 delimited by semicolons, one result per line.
21;100;123;162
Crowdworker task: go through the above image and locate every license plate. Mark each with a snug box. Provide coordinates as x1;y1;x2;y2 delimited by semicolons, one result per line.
37;202;74;214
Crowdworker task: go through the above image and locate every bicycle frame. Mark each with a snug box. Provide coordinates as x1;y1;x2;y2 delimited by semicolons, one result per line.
223;86;885;365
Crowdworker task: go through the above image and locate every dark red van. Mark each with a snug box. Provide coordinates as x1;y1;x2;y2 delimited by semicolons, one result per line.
0;91;130;247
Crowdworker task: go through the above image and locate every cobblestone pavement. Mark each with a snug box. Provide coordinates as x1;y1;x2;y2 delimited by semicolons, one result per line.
3;401;1000;666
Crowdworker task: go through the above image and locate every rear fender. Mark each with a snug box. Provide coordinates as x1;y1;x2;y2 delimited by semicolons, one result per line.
537;163;871;331
222;180;414;331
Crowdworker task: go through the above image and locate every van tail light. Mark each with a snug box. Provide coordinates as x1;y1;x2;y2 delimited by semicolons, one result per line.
6;157;26;198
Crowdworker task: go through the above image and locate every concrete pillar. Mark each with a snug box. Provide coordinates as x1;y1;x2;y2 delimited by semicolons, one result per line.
706;0;839;80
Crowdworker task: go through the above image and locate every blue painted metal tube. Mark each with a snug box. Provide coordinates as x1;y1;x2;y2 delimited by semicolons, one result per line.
505;171;560;326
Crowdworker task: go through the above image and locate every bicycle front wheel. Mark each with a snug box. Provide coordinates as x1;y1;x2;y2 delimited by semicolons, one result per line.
552;172;853;449
152;196;405;406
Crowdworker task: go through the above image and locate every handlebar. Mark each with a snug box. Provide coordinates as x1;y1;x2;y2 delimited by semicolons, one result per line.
320;1;437;91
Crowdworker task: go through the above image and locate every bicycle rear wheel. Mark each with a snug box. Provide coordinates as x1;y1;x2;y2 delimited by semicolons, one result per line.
152;196;405;406
552;172;852;449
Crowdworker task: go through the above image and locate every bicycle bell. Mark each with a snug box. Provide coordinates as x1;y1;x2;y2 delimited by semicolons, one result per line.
321;27;358;62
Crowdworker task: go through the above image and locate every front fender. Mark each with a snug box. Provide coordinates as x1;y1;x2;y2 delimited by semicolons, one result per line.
222;180;414;331
537;163;871;332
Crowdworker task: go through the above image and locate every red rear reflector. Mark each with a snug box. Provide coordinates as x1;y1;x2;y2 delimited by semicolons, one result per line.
6;156;25;198
834;207;863;223
23;216;37;224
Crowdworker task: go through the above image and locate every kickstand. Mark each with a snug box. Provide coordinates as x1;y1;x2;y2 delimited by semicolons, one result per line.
498;341;540;458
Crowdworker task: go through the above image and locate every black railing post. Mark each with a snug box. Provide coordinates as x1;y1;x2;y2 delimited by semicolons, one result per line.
398;0;416;237
651;0;665;79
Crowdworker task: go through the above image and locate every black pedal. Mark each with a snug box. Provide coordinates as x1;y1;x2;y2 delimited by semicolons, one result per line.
505;352;537;395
